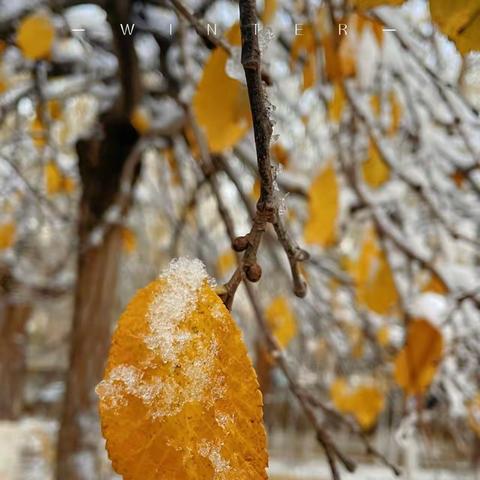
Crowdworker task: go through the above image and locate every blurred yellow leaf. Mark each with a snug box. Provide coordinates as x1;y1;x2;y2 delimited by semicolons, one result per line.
330;378;385;429
388;91;402;135
330;378;353;412
265;296;297;348
376;325;390;347
216;250;236;277
468;394;480;437
17;13;55;60
430;0;480;54
97;259;268;479
361;139;390;188
262;0;278;24
421;273;448;295
0;222;16;250
291;26;317;90
193;24;252;153
394;318;443;396
31;117;46;149
328;82;346;123
44;162;75;195
304;162;339;247
351;228;399;315
121;227;137;254
130;107;151;135
271;143;289;167
353;0;404;8
323;34;357;82
47;100;62;120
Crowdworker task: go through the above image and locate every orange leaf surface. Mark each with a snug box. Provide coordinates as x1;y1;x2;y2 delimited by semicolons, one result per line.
394;318;443;396
96;258;268;479
17;13;55;60
192;24;251;153
264;296;297;348
304;162;339;247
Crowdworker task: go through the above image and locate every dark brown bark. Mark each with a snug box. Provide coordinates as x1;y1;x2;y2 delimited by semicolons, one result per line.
0;285;31;419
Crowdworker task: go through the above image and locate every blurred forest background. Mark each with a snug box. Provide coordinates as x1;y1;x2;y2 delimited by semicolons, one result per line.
1;0;480;478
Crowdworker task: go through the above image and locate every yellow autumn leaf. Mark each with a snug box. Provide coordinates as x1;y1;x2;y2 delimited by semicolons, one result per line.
44;162;75;195
121;227;137;254
0;222;16;250
468;394;480;437
421;273;448;295
193;24;252;153
376;325;390;347
430;0;480;54
262;0;277;24
47;100;62;120
304;162;339;247
394;318;443;396
351;227;398;315
330;378;385;430
264;296;297;348
31;117;46;149
290;26;317;90
352;0;405;8
96;258;268;479
130;107;151;135
328;82;346;123
356;13;384;46
216;250;236;277
330;378;354;413
17;13;55;60
361;139;390;188
388;91;402;135
323;33;357;82
271;143;289;167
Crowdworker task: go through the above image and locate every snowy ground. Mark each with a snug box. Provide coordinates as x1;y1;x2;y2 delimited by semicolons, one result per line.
1;419;476;480
269;458;476;480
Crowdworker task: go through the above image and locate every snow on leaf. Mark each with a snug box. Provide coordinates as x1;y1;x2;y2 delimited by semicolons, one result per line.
96;258;268;479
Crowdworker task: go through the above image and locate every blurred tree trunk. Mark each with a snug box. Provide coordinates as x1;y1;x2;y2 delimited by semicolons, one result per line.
0;268;31;419
56;118;140;479
56;3;141;477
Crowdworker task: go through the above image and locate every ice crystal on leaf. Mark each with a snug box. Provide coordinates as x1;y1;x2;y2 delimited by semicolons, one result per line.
96;258;268;479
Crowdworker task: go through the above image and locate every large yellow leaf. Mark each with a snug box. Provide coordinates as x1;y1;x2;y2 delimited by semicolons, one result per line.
351;228;398;314
430;0;480;54
0;222;16;250
394;318;443;396
17;13;55;60
96;258;268;479
192;24;252;153
304;162;339;247
264;296;297;348
361;139;390;188
262;0;277;24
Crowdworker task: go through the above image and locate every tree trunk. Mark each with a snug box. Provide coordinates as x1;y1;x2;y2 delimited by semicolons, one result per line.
0;296;31;419
56;116;140;480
